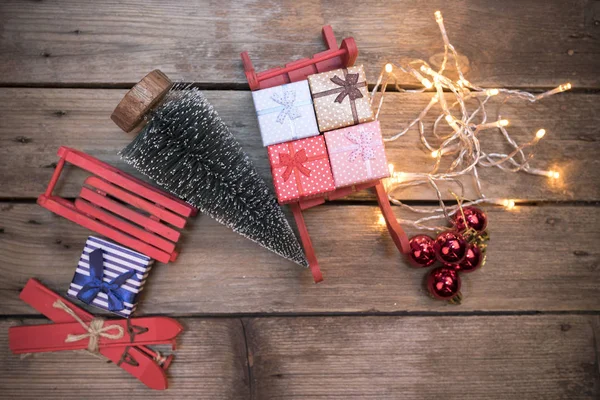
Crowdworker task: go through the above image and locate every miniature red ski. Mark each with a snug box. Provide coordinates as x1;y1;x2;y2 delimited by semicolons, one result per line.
11;279;178;390
9;316;181;354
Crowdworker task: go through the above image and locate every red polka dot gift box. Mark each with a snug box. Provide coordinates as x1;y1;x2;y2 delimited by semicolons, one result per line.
324;120;390;188
252;80;320;147
267;136;335;204
307;65;374;133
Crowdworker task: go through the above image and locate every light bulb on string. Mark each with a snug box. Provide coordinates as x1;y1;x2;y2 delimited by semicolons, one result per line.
503;199;516;210
444;114;461;132
369;10;571;231
422;78;434;89
536;82;572;100
535;129;546;139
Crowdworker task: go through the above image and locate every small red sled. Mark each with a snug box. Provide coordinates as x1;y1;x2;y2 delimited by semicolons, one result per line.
38;146;197;263
241;26;410;283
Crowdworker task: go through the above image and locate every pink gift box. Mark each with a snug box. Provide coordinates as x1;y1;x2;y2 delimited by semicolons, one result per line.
267;136;335;204
323;121;389;188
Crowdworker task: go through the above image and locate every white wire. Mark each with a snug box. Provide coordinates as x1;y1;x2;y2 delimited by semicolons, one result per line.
376;11;570;231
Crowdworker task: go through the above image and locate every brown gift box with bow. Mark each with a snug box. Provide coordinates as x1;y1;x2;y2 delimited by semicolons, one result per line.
308;65;375;132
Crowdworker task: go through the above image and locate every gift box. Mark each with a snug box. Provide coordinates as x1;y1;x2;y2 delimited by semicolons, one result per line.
252;80;320;147
308;65;374;132
267;136;335;203
324;121;390;188
67;236;153;318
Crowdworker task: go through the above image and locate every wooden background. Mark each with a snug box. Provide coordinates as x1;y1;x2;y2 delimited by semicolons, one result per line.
0;0;599;398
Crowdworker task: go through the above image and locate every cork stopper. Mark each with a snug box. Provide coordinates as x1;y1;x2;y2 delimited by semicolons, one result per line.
111;70;173;132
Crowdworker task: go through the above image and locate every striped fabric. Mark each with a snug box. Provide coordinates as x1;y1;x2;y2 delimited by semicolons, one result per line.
67;236;153;318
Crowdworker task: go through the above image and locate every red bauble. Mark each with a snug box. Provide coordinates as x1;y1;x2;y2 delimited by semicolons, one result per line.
427;267;461;300
434;231;468;264
407;235;437;267
454;206;487;232
447;244;483;273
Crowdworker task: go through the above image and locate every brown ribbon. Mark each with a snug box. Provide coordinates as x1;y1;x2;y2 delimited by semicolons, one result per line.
312;68;367;124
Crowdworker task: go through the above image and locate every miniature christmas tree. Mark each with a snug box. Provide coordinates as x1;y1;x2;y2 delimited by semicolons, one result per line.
119;86;308;267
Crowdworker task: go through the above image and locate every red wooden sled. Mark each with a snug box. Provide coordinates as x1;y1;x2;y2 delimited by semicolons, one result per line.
37;146;197;263
241;26;410;283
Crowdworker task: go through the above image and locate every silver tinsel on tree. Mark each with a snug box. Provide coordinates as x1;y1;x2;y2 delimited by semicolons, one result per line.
120;87;308;266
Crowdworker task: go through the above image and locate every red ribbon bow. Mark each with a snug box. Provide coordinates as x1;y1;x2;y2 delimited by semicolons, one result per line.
279;149;312;182
330;73;364;103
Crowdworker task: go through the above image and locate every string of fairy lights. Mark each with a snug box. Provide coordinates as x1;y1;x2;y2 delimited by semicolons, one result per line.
372;10;571;231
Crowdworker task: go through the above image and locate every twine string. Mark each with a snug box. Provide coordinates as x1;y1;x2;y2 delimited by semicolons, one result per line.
53;300;124;353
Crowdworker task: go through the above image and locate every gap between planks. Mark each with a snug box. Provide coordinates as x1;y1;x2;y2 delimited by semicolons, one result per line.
2;310;599;321
2;83;599;94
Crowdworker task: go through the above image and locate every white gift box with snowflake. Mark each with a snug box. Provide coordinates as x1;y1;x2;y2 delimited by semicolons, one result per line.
252;80;320;147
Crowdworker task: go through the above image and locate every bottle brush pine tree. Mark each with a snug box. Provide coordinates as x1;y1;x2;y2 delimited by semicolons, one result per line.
119;86;308;267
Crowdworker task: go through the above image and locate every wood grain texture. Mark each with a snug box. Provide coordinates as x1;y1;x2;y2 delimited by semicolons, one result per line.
1;88;597;201
0;318;249;399
0;1;598;397
245;315;600;399
1;315;597;399
0;0;598;88
1;203;598;315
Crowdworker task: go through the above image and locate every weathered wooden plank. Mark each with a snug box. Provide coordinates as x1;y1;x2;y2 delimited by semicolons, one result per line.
0;318;249;399
0;203;598;314
0;0;597;88
1;88;596;201
245;315;599;399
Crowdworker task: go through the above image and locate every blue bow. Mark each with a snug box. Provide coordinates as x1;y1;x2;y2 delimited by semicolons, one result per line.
77;248;136;312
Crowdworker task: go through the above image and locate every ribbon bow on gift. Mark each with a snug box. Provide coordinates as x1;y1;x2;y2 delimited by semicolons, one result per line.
346;128;376;162
271;90;302;124
330;72;364;103
312;68;367;125
279;148;312;182
77;248;136;312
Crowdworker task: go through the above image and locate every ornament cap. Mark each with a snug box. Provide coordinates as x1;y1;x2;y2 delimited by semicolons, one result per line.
448;291;463;305
111;70;173;132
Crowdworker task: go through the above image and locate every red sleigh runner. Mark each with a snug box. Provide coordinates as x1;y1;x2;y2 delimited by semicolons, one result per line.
37;146;197;263
9;279;182;389
241;26;410;282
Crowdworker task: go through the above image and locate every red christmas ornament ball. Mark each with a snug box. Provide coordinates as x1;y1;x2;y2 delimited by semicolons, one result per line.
407;235;437;267
454;206;488;232
427;267;461;300
434;231;468;264
447;244;483;273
